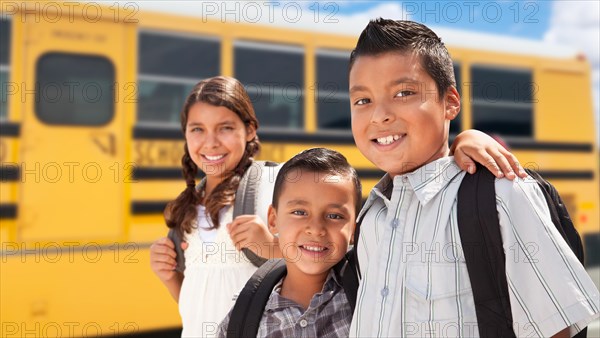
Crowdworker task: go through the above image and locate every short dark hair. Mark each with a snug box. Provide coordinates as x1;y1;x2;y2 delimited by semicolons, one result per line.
272;148;362;216
349;19;456;99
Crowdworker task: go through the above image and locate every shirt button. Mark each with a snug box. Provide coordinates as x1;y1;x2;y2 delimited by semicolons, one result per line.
392;219;399;228
402;176;408;183
381;286;389;297
299;319;308;328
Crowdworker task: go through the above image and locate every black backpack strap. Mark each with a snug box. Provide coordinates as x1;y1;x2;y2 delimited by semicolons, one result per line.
167;228;186;273
339;250;360;312
234;161;274;267
525;169;587;338
351;216;363;279
457;165;515;338
227;259;287;338
525;169;585;264
339;206;367;313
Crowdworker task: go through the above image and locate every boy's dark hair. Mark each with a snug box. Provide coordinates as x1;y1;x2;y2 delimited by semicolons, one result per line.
272;148;362;216
349;18;456;99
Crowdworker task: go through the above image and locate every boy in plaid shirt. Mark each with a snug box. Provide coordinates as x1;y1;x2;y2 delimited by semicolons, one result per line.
217;148;361;337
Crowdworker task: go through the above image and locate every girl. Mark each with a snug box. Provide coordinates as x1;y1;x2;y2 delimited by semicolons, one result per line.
150;76;524;337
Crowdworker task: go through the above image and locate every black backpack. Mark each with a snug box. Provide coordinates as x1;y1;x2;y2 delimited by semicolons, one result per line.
457;164;586;338
226;253;359;338
167;161;279;272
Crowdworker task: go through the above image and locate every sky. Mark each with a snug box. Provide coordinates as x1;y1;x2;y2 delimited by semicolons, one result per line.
333;1;554;38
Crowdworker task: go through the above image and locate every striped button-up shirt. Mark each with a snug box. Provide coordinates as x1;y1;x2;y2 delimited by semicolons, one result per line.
350;156;599;337
218;269;352;338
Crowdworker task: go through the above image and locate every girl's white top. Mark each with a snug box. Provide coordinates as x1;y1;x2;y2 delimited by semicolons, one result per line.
178;163;280;337
179;205;255;337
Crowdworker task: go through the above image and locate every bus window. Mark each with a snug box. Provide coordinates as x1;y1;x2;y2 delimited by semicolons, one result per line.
35;53;114;126
0;17;10;120
471;66;533;137
234;41;304;129
137;32;220;124
316;50;351;130
450;63;461;135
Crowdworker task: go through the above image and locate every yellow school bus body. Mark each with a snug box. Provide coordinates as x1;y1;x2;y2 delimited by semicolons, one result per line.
0;2;598;336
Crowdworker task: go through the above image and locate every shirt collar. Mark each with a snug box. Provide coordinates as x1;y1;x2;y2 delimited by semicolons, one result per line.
359;157;463;214
401;156;463;205
264;269;340;312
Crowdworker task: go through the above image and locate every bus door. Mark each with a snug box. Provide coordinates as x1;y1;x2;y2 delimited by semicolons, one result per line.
19;10;130;242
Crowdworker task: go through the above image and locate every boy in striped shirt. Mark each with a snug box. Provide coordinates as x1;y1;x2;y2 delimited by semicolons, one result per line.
348;19;599;337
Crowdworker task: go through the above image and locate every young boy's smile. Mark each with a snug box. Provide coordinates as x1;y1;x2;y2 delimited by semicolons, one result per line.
268;170;356;280
349;52;460;177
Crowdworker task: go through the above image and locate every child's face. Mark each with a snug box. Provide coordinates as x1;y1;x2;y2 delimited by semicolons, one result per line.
185;102;255;182
268;170;356;279
349;52;460;177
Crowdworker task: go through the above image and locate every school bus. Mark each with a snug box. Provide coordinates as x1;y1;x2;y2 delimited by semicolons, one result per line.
1;2;598;336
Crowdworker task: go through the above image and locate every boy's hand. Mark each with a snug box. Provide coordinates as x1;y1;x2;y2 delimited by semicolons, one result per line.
227;215;278;259
451;130;527;180
150;237;184;282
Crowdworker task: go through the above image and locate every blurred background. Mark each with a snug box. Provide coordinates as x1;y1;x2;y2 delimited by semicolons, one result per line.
1;1;598;336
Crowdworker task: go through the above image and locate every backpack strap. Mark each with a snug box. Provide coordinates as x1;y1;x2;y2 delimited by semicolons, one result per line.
524;169;587;338
234;160;278;267
227;259;287;338
457;164;515;338
339;250;360;312
167;178;207;273
167;228;186;273
525;169;585;264
339;212;365;313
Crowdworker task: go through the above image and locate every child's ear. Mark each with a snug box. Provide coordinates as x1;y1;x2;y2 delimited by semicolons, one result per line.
246;124;257;142
444;86;460;121
267;205;278;235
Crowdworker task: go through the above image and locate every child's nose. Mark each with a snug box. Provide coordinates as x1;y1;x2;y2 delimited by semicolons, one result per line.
203;132;220;148
305;221;326;236
370;102;395;125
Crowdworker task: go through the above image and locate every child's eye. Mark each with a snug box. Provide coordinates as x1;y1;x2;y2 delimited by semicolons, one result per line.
327;213;344;220
353;98;371;106
291;210;307;216
190;127;203;133
395;90;415;98
221;126;234;132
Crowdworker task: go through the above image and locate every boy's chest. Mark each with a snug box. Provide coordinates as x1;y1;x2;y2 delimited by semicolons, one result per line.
357;186;479;335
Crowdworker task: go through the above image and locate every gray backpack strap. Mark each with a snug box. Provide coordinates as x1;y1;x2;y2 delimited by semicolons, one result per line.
167;228;186;273
168;178;206;273
234;161;278;267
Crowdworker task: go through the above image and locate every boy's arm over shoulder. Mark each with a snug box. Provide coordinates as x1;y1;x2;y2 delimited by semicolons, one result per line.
494;177;600;337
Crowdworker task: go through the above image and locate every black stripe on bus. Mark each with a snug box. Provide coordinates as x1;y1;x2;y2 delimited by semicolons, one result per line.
0;122;20;137
508;140;593;152
133;125;183;139
355;169;594;181
0;204;17;219
133;126;593;153
130;167;593;181
119;327;182;337
131;201;168;215
357;169;385;180
132;167;205;180
536;170;594;180
0;165;20;181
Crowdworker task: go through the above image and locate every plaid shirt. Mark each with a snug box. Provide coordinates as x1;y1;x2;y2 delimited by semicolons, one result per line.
217;269;352;338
